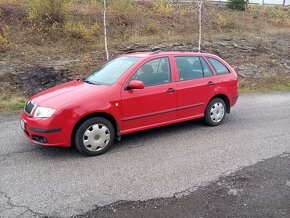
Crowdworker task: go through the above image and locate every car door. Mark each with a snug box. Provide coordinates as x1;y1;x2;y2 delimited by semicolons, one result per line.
173;55;217;119
121;57;177;132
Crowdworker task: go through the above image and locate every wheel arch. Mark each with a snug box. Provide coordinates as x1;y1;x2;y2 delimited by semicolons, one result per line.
208;94;230;114
71;112;121;147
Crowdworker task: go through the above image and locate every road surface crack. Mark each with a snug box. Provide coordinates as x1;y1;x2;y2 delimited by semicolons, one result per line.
0;147;46;162
0;190;47;217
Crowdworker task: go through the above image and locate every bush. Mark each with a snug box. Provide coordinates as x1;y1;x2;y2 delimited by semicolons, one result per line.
227;0;248;11
108;0;133;13
0;23;10;48
28;0;69;31
215;13;240;29
144;22;159;35
154;0;173;14
64;20;100;41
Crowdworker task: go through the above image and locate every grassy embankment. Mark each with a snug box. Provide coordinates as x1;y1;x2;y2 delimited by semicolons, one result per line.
0;0;290;111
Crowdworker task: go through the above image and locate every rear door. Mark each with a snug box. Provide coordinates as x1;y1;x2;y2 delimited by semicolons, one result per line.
121;57;177;132
173;55;216;119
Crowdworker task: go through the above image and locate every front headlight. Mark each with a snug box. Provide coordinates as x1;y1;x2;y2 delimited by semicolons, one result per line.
34;107;56;118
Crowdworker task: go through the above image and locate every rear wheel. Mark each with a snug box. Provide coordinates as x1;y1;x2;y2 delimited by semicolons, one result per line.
205;98;226;126
74;117;115;156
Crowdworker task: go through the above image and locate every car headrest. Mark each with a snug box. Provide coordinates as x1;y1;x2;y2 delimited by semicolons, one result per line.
142;64;154;74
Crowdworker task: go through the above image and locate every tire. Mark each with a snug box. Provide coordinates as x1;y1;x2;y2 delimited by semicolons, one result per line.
205;97;226;126
74;117;115;156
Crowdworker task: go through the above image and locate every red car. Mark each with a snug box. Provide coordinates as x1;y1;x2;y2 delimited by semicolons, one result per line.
21;51;238;156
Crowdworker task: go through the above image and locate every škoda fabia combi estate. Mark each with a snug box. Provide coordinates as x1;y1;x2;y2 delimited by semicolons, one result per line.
21;51;239;156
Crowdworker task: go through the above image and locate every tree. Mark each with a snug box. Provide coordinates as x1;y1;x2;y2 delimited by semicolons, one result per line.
197;0;203;52
103;0;109;60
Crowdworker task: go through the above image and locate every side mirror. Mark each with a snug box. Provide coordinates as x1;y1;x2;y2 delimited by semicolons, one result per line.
127;80;144;90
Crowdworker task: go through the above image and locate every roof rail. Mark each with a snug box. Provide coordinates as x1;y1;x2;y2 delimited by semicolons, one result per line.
124;50;151;54
149;49;207;54
123;49;207;55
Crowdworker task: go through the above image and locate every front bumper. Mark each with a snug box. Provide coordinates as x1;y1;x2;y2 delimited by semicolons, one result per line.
21;112;72;147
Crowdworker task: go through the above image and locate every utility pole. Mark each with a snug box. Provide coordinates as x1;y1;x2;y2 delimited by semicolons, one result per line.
103;0;109;60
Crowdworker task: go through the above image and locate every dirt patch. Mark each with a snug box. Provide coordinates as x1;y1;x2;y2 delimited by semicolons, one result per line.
12;66;73;97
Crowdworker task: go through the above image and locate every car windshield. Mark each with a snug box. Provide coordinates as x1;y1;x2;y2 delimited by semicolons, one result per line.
84;57;140;85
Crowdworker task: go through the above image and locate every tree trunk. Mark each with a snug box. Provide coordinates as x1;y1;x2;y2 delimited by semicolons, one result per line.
104;0;109;60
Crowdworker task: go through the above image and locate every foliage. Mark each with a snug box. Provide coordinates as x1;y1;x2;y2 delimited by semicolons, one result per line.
227;0;249;11
28;0;69;31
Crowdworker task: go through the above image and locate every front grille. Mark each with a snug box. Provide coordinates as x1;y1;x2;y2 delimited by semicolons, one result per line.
24;100;35;115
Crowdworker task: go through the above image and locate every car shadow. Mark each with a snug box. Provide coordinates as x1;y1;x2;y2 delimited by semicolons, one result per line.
34;117;231;159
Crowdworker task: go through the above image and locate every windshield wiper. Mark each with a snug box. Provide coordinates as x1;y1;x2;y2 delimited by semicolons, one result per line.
83;80;101;85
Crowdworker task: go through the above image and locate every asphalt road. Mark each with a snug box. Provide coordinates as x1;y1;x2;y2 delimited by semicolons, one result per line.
0;93;290;217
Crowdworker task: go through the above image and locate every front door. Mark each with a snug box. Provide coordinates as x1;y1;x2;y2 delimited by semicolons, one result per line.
121;57;177;133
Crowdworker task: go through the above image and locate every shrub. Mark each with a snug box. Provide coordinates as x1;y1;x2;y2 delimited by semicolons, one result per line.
64;20;100;41
227;0;249;11
215;13;240;29
154;0;173;14
144;22;159;35
108;0;133;13
28;0;69;31
0;23;10;48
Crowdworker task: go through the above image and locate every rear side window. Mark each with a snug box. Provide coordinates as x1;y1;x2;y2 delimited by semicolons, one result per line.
200;57;213;77
175;56;213;81
207;57;230;75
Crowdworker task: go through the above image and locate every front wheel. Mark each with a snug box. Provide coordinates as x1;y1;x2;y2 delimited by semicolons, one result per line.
74;117;115;156
205;98;226;126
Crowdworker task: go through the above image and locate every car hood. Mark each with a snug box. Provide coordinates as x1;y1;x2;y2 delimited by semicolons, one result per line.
31;80;110;109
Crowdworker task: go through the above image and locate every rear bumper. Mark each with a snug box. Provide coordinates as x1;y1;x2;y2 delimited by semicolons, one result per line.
21;112;72;147
231;95;239;107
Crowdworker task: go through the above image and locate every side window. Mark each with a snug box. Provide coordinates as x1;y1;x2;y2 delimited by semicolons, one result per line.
131;57;171;87
200;57;213;77
207;57;230;75
175;56;203;81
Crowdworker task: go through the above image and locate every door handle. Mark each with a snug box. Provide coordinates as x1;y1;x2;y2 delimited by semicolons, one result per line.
207;81;215;86
166;88;176;93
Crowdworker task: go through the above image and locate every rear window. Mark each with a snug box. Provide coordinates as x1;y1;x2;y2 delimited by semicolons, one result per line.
207;57;230;75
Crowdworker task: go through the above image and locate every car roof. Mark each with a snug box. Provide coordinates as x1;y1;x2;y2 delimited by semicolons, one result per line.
122;51;214;58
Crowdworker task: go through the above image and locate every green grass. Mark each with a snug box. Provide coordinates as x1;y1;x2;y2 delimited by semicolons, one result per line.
239;77;290;93
0;95;26;112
